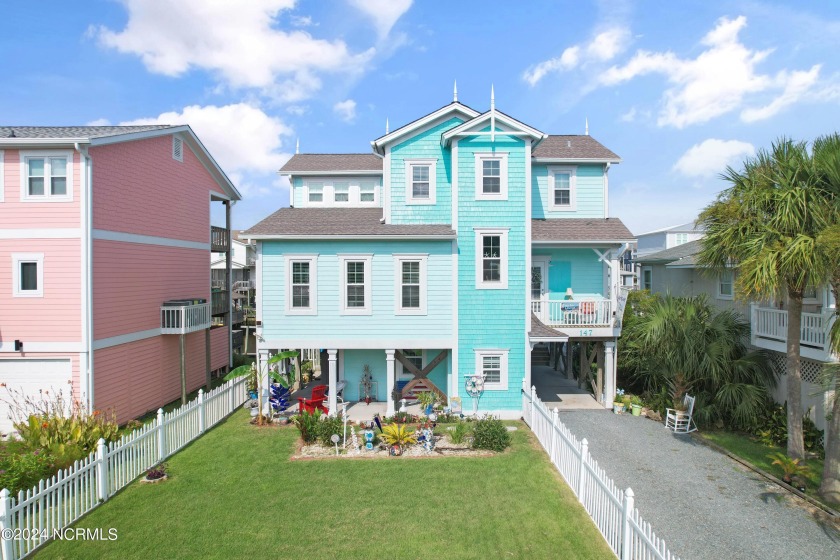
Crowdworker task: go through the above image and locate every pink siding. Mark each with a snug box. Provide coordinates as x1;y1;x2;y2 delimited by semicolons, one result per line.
0;150;82;228
91;136;224;243
94;333;208;422
0;239;81;341
210;327;229;371
93;240;210;339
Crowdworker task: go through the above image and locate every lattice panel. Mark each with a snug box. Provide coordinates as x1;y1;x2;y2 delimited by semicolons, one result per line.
768;352;822;384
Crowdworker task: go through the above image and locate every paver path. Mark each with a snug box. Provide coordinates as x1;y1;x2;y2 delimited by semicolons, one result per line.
557;410;840;559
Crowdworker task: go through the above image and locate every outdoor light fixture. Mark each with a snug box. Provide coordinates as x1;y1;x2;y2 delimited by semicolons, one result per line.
14;340;23;352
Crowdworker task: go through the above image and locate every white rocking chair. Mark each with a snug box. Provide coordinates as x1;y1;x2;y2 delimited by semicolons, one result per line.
665;394;697;433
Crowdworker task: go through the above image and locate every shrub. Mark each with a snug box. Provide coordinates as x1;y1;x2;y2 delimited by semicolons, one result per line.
232;353;255;369
753;402;824;457
145;463;168;481
317;416;344;444
449;422;472;445
471;416;511;452
380;424;417;447
293;410;322;443
0;447;57;495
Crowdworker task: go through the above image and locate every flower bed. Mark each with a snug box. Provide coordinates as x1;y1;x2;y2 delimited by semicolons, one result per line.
292;431;494;459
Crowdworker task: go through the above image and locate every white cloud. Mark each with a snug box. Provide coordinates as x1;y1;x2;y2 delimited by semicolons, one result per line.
673;139;756;178
523;27;630;86
599;16;822;127
348;0;413;39
96;0;373;99
333;99;357;123
290;14;314;27
120;103;292;175
86;118;111;126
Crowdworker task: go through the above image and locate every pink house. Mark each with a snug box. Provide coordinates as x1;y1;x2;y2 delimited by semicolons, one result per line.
0;126;241;430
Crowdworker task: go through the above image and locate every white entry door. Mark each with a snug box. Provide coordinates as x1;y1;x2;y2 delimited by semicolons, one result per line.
0;359;72;434
531;260;548;313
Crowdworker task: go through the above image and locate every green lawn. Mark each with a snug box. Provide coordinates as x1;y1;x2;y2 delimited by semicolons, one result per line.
701;431;825;502
36;411;613;560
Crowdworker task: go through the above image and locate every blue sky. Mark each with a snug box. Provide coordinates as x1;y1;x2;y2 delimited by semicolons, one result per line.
2;0;840;233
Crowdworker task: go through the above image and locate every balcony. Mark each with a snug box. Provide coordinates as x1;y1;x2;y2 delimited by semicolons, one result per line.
211;290;229;316
161;302;211;335
232;329;244;349
231;309;245;325
210;226;230;253
531;298;614;329
751;305;837;361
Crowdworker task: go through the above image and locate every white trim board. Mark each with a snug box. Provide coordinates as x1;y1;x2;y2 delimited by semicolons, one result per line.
92;229;210;251
260;338;454;350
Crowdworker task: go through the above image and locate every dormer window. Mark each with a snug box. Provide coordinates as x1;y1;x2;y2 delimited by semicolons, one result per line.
334;182;349;203
405;159;436;205
360;182;375;203
475;153;508;200
307;182;324;203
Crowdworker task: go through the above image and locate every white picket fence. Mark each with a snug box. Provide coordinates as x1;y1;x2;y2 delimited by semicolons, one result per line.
0;377;248;560
522;383;681;560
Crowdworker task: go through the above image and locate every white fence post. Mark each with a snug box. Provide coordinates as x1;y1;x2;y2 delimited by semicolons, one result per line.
530;386;536;426
577;438;588;501
550;408;559;461
198;389;206;434
157;408;166;462
96;438;109;502
229;379;235;413
621;488;634;560
0;488;13;560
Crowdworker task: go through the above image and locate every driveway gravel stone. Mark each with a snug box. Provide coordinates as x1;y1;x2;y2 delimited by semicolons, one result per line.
556;409;840;559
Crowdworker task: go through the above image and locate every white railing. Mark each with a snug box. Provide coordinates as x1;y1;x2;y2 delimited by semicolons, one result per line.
522;382;680;560
752;306;833;351
531;299;614;328
233;280;254;292
231;309;245;325
0;377;248;560
160;303;211;335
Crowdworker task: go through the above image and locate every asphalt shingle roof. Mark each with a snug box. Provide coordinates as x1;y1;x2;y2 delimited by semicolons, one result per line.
635;239;703;265
243;208;454;237
532;218;635;242
280;154;383;173
530;314;568;339
0;125;174;139
532;135;620;161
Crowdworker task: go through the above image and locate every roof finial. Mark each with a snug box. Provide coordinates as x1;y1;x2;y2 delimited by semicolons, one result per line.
295;138;300;155
585;117;589;136
453;80;458;102
386;118;389;135
490;84;495;111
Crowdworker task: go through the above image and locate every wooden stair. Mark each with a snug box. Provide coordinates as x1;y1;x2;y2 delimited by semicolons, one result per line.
397;378;440;403
531;345;551;366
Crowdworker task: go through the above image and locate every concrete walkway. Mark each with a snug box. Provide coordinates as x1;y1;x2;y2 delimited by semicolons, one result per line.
557;410;840;559
532;364;603;410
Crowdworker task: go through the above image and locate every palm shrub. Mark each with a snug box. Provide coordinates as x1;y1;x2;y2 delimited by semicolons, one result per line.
620;293;775;430
448;422;472;445
380;424;417;447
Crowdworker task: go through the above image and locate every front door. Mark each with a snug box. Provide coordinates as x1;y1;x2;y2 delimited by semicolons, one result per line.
531;260;548;313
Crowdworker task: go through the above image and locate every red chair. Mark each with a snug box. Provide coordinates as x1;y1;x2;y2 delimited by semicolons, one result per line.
297;384;329;414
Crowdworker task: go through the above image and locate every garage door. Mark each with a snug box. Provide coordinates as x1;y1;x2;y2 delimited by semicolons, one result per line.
0;359;73;435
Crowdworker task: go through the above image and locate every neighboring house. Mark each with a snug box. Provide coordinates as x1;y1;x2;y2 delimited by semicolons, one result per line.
637;239;838;431
211;231;255;352
244;94;635;417
0;126;240;431
633;220;705;290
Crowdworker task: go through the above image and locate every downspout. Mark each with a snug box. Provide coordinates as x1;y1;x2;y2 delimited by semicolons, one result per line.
75;142;94;411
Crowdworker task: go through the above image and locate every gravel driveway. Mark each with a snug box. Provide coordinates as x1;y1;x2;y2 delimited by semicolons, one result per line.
556;410;840;559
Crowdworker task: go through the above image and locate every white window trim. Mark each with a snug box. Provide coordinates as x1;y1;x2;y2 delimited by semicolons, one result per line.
474;228;509;290
405;159;437;205
339;254;373;315
333;181;350;204
548;165;577;212
717;269;734;300
358;180;378;205
304;181;325;206
474;152;508;201
474;349;509;391
393;254;428;315
12;253;44;297
302;178;380;207
19;150;74;203
285;255;318;315
398;349;426;380
0;150;4;202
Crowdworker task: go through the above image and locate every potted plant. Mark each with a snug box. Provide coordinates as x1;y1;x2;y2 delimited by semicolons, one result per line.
380;423;417;456
143;463;168;484
417;391;437;415
629;395;643;416
613;389;626;414
768;452;812;487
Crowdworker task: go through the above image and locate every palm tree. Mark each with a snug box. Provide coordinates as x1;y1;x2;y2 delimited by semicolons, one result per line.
697;138;829;459
811;133;840;505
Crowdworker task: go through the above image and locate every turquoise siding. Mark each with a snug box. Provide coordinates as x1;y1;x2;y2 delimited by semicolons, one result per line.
261;239;453;342
457;133;527;411
292;176;304;207
389;117;463;224
532;164;606;218
533;248;607;298
341;349;448;402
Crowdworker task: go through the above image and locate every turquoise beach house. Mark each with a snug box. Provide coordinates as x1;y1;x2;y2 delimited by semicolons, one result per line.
244;90;634;417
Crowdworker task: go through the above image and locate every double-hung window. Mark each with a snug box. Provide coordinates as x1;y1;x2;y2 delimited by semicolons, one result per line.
12;253;44;297
20;151;73;202
334;182;349;203
475;228;508;289
475;153;508;200
307;182;324;204
642;267;652;291
474;349;508;390
405;159;437;204
285;256;317;314
548;166;576;211
674;233;689;246
359;182;376;203
340;255;372;315
718;269;734;299
394;255;427;315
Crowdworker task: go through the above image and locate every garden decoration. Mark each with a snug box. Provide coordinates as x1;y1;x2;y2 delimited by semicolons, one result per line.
224;350;299;426
349;427;360;455
361;365;373;404
421;427;434;451
373;415;383;433
465;373;485;416
340;401;349;447
330;434;341;456
399;398;408;413
364;429;375;451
